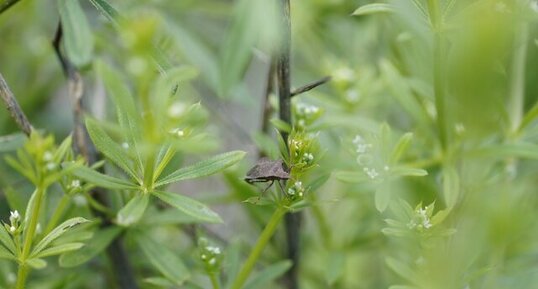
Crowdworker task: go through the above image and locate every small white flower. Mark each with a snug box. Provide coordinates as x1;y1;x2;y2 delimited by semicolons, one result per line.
46;162;57;171
73;195;87;207
201;254;207;260
10;210;20;221
127;57;147;76
9;226;16;233
294;181;303;189
71;179;81;189
455;123;465;134
383;165;390;172
333;67;355;82
352;135;364;145
532;0;538;12
346;90;360;103
7;272;16;283
43;151;53;161
122;142;129;149
168;128;185;137
168;102;186;118
208;258;216;266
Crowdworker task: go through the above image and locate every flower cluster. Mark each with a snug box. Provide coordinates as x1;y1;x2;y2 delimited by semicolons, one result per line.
4;210;21;235
166;101;206;140
352;134;385;180
287;181;305;199
198;238;222;272
407;206;433;232
293;102;323;130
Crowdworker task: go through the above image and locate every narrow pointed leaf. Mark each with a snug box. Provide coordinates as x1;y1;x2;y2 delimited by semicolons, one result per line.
390;133;413;163
0;245;15;260
375;182;391;212
60;226;122;267
442;166;460;208
27;258;47;269
136;233;190;285
244;260;292;289
58;0;94;66
35;243;84;258
85;118;139;180
117;195;150;226
31;218;89;257
67;163;138;190
0;224;16;254
352;4;395;16
156;151;245;187
152;191;222;223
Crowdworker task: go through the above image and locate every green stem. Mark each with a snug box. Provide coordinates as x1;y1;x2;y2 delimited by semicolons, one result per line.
210;272;221;289
230;205;287;289
43;194;71;235
509;22;528;135
427;0;448;152
15;186;46;289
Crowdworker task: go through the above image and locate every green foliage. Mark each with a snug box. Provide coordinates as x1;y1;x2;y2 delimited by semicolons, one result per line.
2;0;538;288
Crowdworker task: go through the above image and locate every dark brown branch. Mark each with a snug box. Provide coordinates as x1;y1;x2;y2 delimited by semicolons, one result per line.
53;22;139;289
276;1;301;289
0;73;33;136
0;0;21;14
290;76;331;97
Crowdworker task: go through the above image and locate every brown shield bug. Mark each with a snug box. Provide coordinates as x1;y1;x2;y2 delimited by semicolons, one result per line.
244;158;290;193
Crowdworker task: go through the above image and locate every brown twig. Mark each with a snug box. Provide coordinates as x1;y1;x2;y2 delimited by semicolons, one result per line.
53;22;139;289
0;73;33;136
290;76;331;97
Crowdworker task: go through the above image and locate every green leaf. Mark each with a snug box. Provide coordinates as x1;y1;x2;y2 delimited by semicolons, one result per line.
334;171;369;183
270;119;292;134
244;260;292;289
218;0;259;96
0;133;25;153
27;258;47;269
390;167;428;177
155;151;245;187
141;209;211;226
352;3;395;16
0;244;15;260
136;233;190;285
35;243;84;258
59;226;122;267
469;143;538;160
385;257;417;283
325;252;345;286
88;0;119;23
166;22;219;88
67;163;138;190
375;182;391;212
85;118;139;181
57;0;94;66
390;133;413;163
117;195;150;226
31;218;89;257
224;241;242;289
152;191;222;224
0;223;16;255
442;166;459;208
